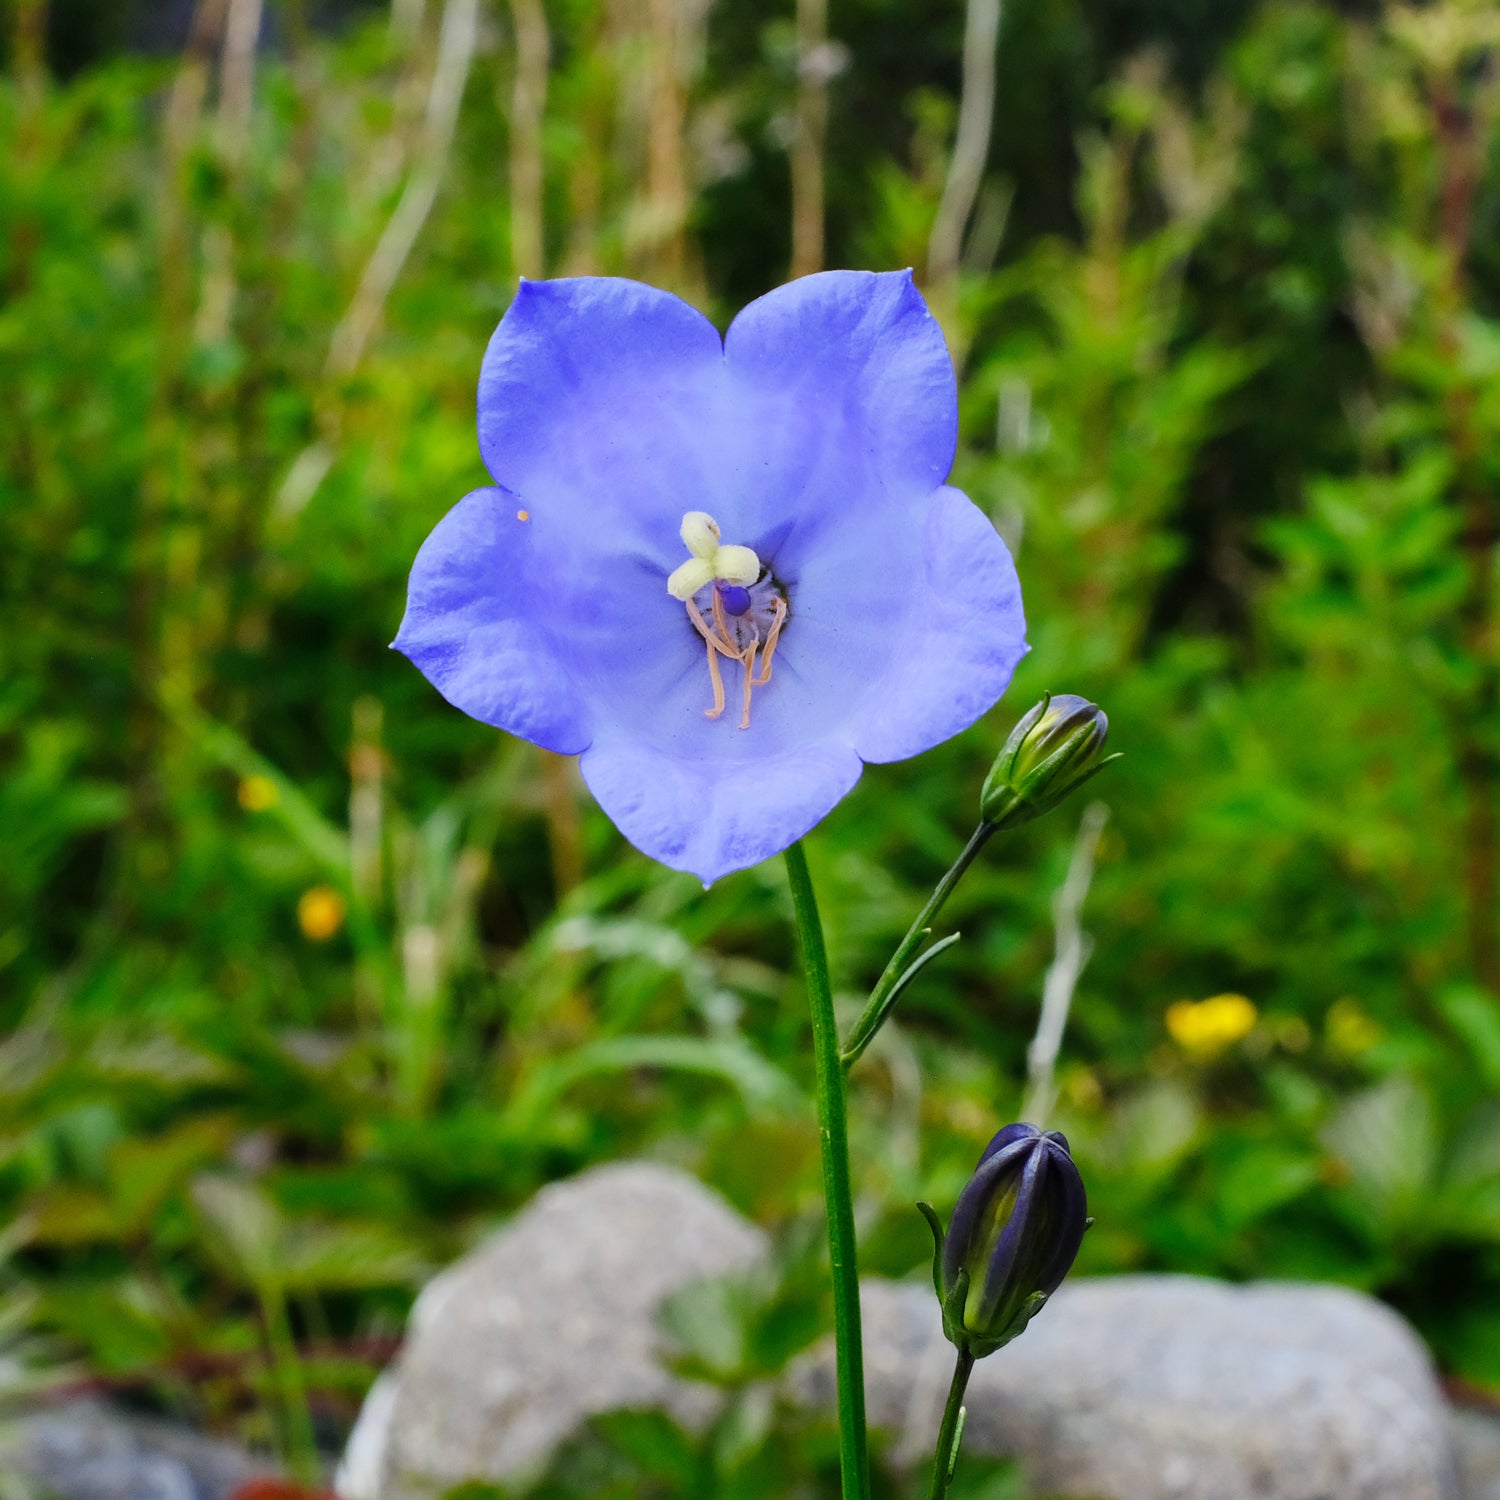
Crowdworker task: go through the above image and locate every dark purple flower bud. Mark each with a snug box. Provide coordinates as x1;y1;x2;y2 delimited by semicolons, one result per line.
979;694;1115;831
716;583;752;616
923;1123;1088;1358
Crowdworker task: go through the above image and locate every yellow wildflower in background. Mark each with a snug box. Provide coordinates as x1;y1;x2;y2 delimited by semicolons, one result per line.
1165;993;1258;1058
1326;997;1381;1056
237;775;279;812
297;885;346;942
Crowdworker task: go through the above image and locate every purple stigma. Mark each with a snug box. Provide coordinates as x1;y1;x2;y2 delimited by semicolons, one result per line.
716;583;752;616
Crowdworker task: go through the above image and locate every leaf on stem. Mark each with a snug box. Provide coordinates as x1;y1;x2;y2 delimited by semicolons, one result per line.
841;931;962;1068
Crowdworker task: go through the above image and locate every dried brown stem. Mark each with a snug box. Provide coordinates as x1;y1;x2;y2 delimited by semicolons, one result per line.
790;0;829;278
928;0;1001;289
325;0;480;381
642;0;693;286
507;0;551;276
218;0;264;165
268;0;479;532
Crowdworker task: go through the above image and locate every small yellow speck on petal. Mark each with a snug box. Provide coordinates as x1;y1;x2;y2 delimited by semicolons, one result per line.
517;509;530;522
237;775;278;812
297;885;346;942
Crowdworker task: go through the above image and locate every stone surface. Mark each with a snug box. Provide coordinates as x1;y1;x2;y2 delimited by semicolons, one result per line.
809;1275;1461;1500
0;1398;270;1500
1453;1407;1500;1500
336;1161;767;1499
340;1157;1474;1500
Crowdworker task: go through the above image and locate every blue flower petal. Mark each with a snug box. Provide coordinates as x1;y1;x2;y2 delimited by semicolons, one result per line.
477;277;724;558
392;487;592;754
720;270;956;557
399;274;1027;881
580;734;864;885
852;485;1027;764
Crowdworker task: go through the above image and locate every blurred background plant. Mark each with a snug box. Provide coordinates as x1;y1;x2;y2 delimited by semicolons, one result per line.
4;0;1500;1480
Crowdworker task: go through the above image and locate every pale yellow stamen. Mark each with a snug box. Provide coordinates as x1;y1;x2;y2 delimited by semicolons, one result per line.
686;597;740;720
685;597;741;662
740;640;759;729
673;511;785;729
705;635;726;718
752;596;787;687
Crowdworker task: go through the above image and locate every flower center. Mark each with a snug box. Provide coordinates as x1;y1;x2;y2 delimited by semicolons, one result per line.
666;510;788;729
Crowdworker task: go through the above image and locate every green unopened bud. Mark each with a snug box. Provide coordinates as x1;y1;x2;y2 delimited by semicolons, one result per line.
919;1123;1089;1359
979;694;1115;830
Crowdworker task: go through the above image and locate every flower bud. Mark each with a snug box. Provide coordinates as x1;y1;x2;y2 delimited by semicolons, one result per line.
979;694;1114;830
922;1123;1088;1358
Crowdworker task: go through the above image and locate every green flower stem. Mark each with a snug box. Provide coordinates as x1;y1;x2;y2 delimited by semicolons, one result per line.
927;1347;976;1500
783;841;870;1500
841;821;995;1069
261;1280;319;1485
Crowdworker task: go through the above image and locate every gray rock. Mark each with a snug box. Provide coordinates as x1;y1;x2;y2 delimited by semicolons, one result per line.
824;1275;1460;1500
0;1399;269;1500
1453;1407;1500;1500
337;1161;767;1499
340;1159;1470;1500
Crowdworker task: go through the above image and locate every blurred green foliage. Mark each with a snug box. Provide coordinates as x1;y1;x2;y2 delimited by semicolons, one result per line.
4;0;1500;1481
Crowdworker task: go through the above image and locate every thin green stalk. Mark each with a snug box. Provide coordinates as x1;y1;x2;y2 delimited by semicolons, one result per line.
927;1348;976;1500
261;1280;320;1485
841;822;995;1068
783;842;870;1500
